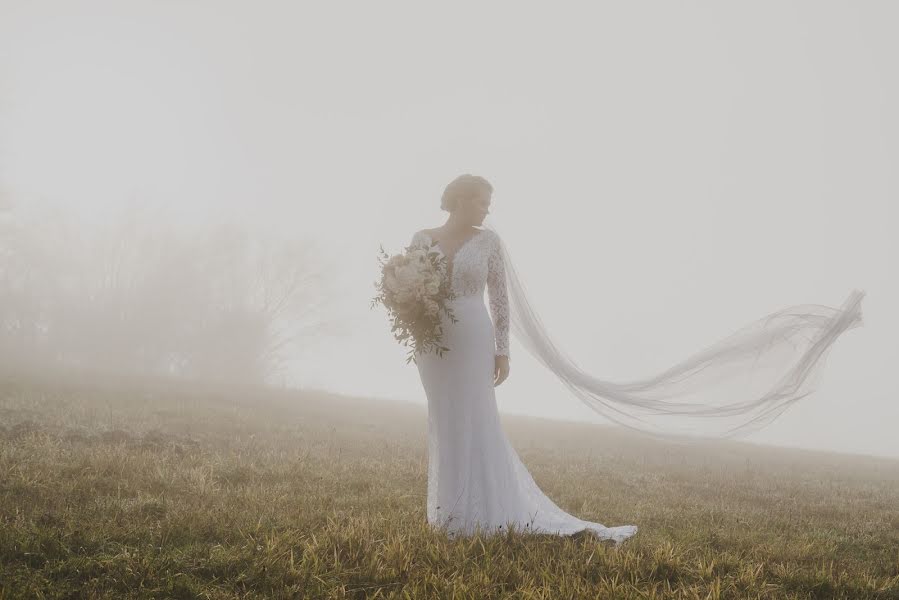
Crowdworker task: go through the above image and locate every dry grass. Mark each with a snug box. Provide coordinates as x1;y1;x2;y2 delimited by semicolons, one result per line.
1;369;897;599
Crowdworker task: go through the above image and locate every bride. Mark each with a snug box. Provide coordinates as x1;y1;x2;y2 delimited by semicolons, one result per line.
409;174;864;543
410;174;638;543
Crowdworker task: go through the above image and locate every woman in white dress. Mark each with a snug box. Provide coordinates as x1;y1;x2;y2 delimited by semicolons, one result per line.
410;174;639;543
409;174;864;542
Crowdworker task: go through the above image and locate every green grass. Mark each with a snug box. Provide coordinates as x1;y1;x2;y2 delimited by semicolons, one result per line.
1;369;897;599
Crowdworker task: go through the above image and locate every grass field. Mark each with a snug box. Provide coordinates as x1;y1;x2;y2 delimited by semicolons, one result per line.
1;370;897;599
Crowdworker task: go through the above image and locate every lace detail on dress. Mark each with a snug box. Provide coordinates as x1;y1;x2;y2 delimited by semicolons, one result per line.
413;229;510;358
486;232;510;358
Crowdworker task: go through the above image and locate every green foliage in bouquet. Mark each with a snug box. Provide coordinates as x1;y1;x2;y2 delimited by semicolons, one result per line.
371;240;458;364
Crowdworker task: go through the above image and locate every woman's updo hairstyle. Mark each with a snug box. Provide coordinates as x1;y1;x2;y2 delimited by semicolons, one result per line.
440;174;493;212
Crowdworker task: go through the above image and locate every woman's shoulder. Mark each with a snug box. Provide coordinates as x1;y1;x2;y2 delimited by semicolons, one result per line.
410;229;433;246
480;226;501;243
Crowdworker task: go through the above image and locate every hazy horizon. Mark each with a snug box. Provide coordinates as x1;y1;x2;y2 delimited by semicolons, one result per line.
1;1;896;459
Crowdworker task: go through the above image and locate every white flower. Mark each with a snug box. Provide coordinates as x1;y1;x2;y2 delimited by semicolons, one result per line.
424;278;440;296
384;269;400;293
407;248;428;263
386;254;405;269
394;263;421;291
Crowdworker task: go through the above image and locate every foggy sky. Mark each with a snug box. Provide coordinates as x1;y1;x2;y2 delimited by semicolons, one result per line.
1;1;896;458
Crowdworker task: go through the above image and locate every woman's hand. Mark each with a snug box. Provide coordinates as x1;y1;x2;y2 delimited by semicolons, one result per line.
494;355;510;386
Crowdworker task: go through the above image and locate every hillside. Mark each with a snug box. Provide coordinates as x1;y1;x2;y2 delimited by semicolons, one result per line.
1;370;897;598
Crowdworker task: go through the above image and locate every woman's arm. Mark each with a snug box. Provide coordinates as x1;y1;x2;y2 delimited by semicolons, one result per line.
487;232;510;359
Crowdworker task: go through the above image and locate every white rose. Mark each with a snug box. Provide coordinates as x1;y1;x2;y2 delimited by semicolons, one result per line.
394;288;413;305
384;269;399;292
386;254;405;269
394;263;420;292
408;248;428;263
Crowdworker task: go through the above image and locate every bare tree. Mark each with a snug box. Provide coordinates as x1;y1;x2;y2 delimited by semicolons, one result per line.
0;200;338;386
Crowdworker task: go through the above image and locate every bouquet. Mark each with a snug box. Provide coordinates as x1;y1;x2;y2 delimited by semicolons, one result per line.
371;239;458;364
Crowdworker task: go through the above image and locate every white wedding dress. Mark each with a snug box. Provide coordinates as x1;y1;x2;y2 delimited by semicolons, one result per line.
409;227;638;543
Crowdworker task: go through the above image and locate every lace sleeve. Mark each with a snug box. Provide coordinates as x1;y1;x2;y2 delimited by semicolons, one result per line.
487;231;510;358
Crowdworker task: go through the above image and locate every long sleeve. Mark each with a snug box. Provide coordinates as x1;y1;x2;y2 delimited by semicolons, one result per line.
487;232;510;358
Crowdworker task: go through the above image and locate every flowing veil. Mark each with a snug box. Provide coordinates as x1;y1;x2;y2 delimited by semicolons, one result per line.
480;221;866;441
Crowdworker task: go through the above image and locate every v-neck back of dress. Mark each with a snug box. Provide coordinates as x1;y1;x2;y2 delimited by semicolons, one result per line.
422;229;486;287
422;229;484;265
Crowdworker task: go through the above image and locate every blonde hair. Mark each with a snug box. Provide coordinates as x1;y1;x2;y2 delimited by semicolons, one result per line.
440;174;493;212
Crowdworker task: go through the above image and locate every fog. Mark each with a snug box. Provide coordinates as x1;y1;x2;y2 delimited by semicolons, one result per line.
1;1;896;458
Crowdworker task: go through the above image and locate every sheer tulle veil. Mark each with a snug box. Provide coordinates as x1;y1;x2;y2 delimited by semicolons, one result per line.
480;221;866;441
